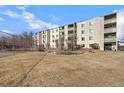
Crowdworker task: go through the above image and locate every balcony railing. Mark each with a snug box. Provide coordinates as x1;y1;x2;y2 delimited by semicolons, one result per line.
104;27;116;33
104;37;116;42
104;18;116;24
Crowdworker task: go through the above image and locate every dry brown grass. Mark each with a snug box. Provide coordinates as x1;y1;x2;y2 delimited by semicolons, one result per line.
0;51;124;87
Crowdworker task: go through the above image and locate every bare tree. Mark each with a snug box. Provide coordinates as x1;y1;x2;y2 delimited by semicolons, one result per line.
0;31;34;51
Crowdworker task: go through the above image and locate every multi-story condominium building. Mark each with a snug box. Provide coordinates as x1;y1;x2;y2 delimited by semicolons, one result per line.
35;29;50;49
35;9;124;51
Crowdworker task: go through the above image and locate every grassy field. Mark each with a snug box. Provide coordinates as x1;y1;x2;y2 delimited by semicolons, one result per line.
0;51;124;87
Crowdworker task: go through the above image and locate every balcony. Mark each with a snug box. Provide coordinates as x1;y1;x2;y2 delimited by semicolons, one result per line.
104;37;116;43
104;18;116;24
104;27;116;34
59;26;64;30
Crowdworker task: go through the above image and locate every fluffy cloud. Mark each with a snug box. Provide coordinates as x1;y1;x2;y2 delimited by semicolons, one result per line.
22;11;58;30
0;8;58;30
0;9;20;18
0;29;13;34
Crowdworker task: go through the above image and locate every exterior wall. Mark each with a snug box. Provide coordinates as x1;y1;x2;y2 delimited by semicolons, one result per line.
47;30;50;48
60;23;77;50
42;30;47;48
63;25;68;49
59;26;65;49
77;17;104;50
50;28;59;48
39;32;42;46
35;32;40;46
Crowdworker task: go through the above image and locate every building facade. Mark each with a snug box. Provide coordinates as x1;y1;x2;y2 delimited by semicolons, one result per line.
35;10;124;51
50;28;59;48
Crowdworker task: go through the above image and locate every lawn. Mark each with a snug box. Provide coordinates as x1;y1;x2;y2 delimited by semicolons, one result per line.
0;51;124;87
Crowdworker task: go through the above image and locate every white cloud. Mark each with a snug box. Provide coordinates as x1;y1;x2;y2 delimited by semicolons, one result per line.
0;29;13;34
50;15;60;22
0;9;58;30
22;11;58;30
16;5;29;10
0;9;20;18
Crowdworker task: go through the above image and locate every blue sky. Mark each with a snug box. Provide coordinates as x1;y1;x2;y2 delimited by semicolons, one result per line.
0;5;124;34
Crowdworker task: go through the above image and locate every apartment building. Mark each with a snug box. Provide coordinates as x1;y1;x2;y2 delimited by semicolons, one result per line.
35;29;50;49
35;10;124;51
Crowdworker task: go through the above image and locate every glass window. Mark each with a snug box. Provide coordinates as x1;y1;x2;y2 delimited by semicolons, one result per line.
89;29;94;33
82;30;85;34
89;22;94;26
68;24;74;28
89;36;93;40
81;44;85;47
68;30;73;34
82;37;85;41
81;24;85;27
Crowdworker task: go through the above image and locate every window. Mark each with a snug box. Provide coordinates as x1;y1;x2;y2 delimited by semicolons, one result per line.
68;30;73;34
52;30;54;33
56;30;58;32
52;35;54;38
52;40;54;42
68;24;74;28
59;26;64;30
43;35;46;38
52;45;54;47
82;37;85;41
61;32;64;35
81;44;85;47
89;36;93;40
89;22;94;26
56;35;58;37
60;32;64;35
68;37;72;40
81;24;85;27
82;30;85;34
89;29;94;33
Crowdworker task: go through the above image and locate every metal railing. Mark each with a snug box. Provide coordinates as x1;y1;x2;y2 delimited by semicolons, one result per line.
104;27;116;33
104;18;116;24
104;37;116;42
